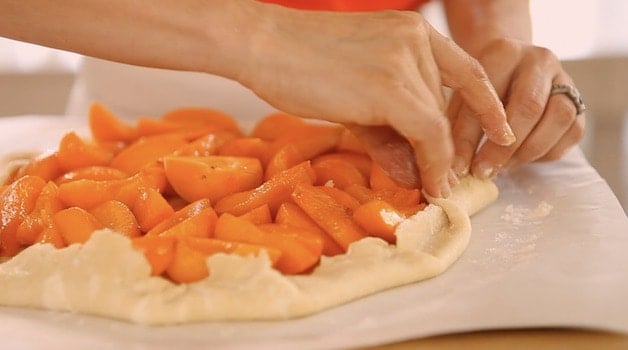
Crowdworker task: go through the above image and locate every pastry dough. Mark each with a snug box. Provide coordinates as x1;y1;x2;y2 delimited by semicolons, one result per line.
0;173;497;325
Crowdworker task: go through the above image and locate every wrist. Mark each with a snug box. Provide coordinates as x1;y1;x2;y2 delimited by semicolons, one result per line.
443;0;532;58
189;0;264;81
229;2;300;93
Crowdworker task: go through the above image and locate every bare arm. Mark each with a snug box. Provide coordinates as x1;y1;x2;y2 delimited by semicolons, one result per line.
1;0;514;197
0;0;256;81
443;0;531;57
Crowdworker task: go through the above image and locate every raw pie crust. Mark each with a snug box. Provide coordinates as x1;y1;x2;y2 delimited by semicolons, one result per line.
0;154;497;325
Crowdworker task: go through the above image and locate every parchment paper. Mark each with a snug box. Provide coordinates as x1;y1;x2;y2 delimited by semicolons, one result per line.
1;115;627;350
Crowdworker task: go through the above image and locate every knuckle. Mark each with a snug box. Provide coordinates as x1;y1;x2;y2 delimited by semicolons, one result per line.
392;11;426;31
532;46;559;65
393;13;430;51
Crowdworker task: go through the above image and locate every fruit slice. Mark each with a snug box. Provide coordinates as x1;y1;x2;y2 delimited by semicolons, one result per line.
110;133;187;174
291;184;367;251
214;214;322;274
163;155;263;203
214;161;315;216
352;199;406;244
0;175;47;256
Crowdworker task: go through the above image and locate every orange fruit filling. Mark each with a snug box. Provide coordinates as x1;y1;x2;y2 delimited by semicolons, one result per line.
0;102;427;283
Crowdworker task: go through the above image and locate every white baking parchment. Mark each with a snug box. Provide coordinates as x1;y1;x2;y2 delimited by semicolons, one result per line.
1;115;627;350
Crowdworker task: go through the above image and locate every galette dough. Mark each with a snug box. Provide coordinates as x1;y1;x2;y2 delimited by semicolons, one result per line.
0;176;497;325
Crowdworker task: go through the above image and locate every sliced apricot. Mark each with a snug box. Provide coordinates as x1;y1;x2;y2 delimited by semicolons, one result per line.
181;236;282;266
110;133;187;174
214;160;316;216
165;238;209;284
317;185;361;212
265;124;343;179
89;200;141;238
132;187;175;232
173;130;237;157
89;102;137;143
311;156;368;189
135;117;220;140
56;132;114;172
0;175;47;256
352;199;406;244
53;207;102;244
57;179;117;209
291;184;366;251
15;181;65;247
132;235;176;276
214;213;321;274
161;107;241;134
14;153;63;182
275;202;343;256
314;152;372;177
55;166;128;184
146;198;212;236
336;128;367;154
238;204;272;225
345;184;424;216
157;207;217;239
163;155;263;203
35;227;66;249
218;137;273;166
250;112;304;141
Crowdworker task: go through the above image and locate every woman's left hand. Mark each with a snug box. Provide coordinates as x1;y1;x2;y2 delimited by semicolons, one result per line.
448;38;586;179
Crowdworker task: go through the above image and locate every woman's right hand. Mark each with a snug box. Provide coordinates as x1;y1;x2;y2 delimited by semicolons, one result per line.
0;0;512;198
237;3;514;197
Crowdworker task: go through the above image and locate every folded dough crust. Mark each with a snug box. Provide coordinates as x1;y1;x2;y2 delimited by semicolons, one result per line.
0;176;497;325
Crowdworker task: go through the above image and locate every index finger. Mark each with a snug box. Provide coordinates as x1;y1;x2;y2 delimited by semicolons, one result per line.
429;28;516;147
390;99;454;198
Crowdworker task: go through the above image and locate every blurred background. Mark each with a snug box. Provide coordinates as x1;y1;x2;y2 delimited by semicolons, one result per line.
0;0;626;212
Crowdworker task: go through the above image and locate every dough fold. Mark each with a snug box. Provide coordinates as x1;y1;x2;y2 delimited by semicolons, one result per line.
0;176;497;324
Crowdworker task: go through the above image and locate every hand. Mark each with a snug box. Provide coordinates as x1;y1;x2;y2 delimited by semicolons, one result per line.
449;38;586;179
239;5;514;197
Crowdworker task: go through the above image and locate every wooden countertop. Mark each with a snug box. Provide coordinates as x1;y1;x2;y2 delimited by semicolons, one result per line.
369;329;628;350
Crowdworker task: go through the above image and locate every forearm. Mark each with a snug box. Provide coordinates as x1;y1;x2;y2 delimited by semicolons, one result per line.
442;0;531;57
0;0;261;81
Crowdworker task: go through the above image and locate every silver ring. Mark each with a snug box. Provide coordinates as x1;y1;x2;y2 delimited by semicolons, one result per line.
550;84;586;115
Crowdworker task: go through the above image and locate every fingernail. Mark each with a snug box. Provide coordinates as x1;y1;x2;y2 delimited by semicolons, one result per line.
452;156;469;176
474;161;495;179
501;124;516;146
